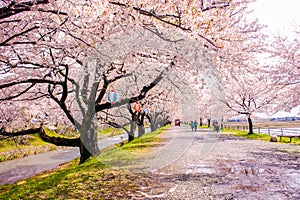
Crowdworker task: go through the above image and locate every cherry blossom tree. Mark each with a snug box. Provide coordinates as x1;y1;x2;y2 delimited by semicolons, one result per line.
222;67;281;134
267;31;300;114
0;0;266;163
101;67;169;142
99;52;180;141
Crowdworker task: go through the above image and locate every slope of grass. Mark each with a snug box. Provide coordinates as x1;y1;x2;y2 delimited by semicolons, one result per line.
98;127;125;138
0;126;169;199
0;126;126;162
0;130;58;162
223;128;300;144
97;125;168;169
0;158;146;199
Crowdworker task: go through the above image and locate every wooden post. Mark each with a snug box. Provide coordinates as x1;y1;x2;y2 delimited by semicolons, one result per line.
280;128;283;142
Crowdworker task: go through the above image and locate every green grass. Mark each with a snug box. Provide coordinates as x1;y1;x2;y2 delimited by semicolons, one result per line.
43;127;80;138
97;125;168;169
0;127;125;162
222;128;300;144
199;125;209;129
0;126;169;199
0;130;58;162
98;127;125;138
0;158;144;199
123;126;167;150
276;136;300;144
0;126;82;162
0;134;48;152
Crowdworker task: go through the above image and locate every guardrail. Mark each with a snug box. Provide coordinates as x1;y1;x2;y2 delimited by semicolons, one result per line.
223;124;300;136
254;127;300;136
223;125;249;131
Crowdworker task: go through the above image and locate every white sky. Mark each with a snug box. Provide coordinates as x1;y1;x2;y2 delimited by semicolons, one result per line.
249;0;300;117
249;0;300;36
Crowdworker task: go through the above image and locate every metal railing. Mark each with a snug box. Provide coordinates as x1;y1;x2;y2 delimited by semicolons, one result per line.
223;125;300;136
254;127;300;136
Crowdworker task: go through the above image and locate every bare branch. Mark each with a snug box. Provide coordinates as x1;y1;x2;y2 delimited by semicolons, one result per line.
0;0;50;20
201;0;230;12
0;126;80;147
0;79;63;90
0;26;39;46
109;1;191;31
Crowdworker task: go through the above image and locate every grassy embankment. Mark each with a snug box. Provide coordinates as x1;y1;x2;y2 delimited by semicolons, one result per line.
221;127;300;144
0;126;125;162
198;121;300;144
0;128;61;162
224;120;300;129
0;125;168;199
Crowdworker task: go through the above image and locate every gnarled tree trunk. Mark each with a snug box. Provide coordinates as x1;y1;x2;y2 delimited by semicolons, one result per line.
79;140;92;164
247;116;254;135
138;112;146;137
128;120;136;142
138;125;145;137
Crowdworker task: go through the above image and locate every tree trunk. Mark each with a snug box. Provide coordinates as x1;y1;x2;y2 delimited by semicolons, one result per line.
78;118;100;164
128;121;136;142
128;134;135;142
152;122;159;132
78;130;100;164
138;112;145;137
79;140;92;164
138;125;145;137
207;119;211;128
150;123;155;132
247;116;254;135
151;116;160;132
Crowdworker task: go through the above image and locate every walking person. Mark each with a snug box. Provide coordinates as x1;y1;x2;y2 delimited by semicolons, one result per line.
213;121;220;133
194;120;198;131
190;121;195;131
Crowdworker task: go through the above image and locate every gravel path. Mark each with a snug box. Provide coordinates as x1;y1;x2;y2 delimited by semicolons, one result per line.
135;126;300;200
1;126;299;199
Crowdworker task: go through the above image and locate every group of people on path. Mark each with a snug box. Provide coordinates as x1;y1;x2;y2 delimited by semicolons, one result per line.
190;120;198;131
189;119;220;132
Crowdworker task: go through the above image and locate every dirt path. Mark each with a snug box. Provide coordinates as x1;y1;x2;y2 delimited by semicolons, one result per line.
135;126;300;200
1;126;299;199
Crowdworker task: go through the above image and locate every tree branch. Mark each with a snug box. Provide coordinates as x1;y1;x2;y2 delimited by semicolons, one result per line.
110;1;191;31
0;79;63;90
0;26;39;46
201;0;230;12
0;82;36;100
0;0;51;20
0;126;80;147
95;70;165;112
198;34;222;49
106;121;130;135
